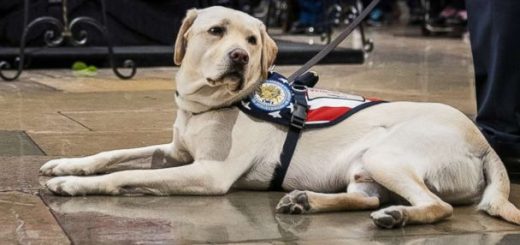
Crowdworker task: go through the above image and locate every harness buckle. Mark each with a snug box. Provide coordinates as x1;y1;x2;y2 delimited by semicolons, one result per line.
291;101;307;129
291;104;306;129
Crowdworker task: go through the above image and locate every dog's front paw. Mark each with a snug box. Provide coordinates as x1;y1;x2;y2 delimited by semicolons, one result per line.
46;176;112;196
46;176;86;196
370;206;408;229
276;190;312;214
40;158;96;176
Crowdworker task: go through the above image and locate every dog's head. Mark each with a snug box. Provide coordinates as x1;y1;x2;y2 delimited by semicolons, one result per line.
174;6;278;112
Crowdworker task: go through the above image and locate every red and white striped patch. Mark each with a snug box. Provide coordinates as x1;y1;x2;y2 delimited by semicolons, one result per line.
306;88;377;125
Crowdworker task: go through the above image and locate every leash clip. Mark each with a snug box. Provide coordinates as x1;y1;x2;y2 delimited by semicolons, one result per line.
293;71;319;88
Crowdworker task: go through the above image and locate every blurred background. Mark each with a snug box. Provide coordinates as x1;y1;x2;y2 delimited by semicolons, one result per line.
0;0;468;68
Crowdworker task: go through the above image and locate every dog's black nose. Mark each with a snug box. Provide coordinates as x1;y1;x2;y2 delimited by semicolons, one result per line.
229;48;249;65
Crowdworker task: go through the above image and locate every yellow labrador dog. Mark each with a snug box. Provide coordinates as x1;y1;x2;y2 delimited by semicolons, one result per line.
40;6;520;228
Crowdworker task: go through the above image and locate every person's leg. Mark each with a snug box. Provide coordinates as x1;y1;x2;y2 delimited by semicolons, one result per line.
297;0;322;26
289;0;323;33
407;0;423;25
466;0;520;176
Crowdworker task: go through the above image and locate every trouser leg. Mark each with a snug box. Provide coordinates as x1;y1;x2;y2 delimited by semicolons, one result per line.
466;0;520;174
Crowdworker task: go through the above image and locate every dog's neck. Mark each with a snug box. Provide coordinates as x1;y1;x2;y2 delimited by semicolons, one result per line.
174;90;212;114
174;70;263;114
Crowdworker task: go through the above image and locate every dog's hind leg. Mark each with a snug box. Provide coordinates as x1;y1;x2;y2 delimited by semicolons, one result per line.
276;182;385;214
362;149;454;229
40;143;188;176
276;149;391;215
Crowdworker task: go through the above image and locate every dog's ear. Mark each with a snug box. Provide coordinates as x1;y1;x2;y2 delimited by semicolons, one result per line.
260;24;278;79
174;9;198;66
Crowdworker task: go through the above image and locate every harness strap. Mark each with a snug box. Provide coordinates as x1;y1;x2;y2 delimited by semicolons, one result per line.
269;85;308;191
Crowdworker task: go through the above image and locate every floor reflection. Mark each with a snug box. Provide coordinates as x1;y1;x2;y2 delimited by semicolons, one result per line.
42;189;520;244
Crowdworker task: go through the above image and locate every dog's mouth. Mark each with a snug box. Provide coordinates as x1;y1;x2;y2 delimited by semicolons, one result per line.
207;70;245;93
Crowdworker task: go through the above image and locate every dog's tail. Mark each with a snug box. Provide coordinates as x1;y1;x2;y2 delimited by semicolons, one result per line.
478;147;520;224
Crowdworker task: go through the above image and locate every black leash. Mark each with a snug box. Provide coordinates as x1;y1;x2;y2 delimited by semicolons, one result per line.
268;0;380;191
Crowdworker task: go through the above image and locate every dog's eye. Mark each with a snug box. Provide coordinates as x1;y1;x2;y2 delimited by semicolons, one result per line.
208;26;225;36
247;36;257;45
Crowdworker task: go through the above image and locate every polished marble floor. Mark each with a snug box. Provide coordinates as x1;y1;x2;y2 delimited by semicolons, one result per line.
2;25;517;244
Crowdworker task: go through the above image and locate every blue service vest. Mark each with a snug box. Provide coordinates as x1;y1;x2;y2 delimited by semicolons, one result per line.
237;72;384;129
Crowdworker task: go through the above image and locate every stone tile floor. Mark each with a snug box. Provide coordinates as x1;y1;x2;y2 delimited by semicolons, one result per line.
1;26;519;244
